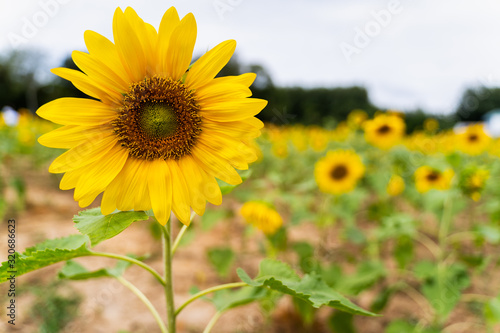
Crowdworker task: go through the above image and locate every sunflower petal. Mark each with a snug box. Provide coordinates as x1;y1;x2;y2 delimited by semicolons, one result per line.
37;98;117;126
192;146;242;185
185;40;236;90
165;13;196;80
74;144;129;207
167;160;191;224
148;159;172;225
49;132;117;173
84;30;130;84
113;7;147;82
200;98;267;122
157;7;181;75
38;125;110;149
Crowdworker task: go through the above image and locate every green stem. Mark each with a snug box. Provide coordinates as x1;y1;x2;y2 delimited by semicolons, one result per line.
171;212;195;255
162;222;176;333
90;251;165;286
116;276;168;333
171;224;189;256
175;282;248;316
203;310;223;333
438;195;454;260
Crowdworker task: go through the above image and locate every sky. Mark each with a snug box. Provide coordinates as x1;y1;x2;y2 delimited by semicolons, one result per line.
1;0;500;114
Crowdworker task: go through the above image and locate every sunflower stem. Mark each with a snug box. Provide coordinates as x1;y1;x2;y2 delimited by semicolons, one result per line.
162;220;176;333
171;212;195;256
203;310;223;333
116;276;168;333
175;282;248;316
89;251;165;286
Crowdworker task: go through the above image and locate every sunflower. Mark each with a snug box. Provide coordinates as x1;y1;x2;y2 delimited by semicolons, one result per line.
240;201;283;235
314;149;365;195
363;113;405;150
36;7;267;225
455;124;491;155
414;166;454;193
386;175;405;196
458;167;489;201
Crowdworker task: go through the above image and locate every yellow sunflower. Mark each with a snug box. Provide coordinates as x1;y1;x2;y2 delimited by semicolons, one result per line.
458;168;489;201
240;201;283;235
455;124;491;155
414;166;454;193
363;113;405;150
386;175;405;196
314;149;365;195
36;7;267;225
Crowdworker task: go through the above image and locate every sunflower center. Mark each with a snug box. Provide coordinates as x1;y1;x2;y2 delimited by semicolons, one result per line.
426;172;440;182
113;76;202;160
139;103;178;138
377;124;392;134
468;134;478;142
330;165;348;180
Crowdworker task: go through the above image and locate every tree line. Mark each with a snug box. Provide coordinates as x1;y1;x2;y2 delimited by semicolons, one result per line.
1;50;498;132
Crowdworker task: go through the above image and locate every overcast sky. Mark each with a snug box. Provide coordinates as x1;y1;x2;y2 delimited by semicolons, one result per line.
1;0;500;114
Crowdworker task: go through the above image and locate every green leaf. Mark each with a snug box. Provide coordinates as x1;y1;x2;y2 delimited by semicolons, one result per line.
58;259;132;280
73;208;149;246
414;261;470;319
336;261;386;296
237;259;377;316
394;235;414;269
0;235;90;280
328;311;355;333
203;286;267;312
485;295;500;326
207;247;235;278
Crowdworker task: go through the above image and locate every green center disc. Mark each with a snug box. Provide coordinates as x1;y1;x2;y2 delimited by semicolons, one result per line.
139;103;178;138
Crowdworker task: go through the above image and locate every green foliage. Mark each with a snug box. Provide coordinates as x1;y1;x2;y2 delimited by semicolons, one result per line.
484;295;500;327
73;208;149;246
237;259;377;316
414;261;470;320
30;281;81;333
336;261;386;296
207;247;235;278
0;235;90;280
201;286;268;312
59;259;132;280
328;311;355;333
455;86;500;122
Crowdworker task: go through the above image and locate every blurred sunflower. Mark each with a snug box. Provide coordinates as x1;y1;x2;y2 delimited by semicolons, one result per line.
36;7;267;225
240;201;283;235
455;124;491;155
458;167;489;201
364;113;405;150
315;149;365;195
414;166;454;193
386;175;405;196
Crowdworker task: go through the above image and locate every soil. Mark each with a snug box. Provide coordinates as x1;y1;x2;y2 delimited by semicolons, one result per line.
0;164;499;333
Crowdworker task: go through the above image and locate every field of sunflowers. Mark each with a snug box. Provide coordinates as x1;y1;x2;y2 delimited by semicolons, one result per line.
1;107;500;333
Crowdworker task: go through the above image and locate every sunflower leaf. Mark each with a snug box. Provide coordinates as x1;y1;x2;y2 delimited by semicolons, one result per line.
58;259;132;280
237;259;377;316
73;208;149;246
202;286;268;312
0;235;91;281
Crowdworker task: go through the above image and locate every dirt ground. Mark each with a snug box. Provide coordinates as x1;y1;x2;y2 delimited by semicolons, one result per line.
0;165;498;333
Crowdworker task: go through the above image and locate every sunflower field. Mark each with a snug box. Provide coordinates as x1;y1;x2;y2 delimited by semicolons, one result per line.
2;105;500;333
1;5;500;333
